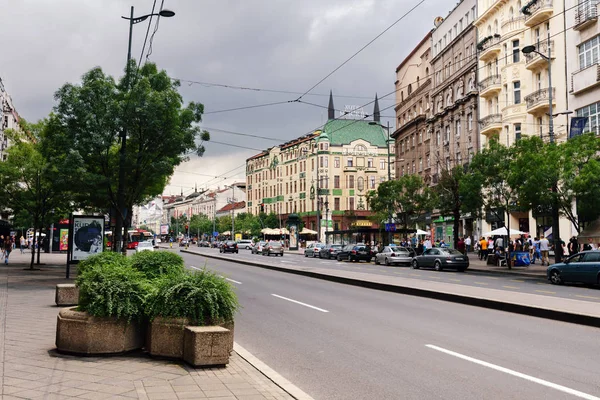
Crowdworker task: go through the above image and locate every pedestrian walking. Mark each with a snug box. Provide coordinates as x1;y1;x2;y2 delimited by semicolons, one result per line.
19;235;25;254
457;237;466;254
567;236;578;256
423;237;432;251
464;236;471;253
3;240;11;264
539;235;550;266
479;237;488;260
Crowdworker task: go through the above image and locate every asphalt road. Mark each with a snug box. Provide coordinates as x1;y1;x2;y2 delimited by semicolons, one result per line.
179;250;600;400
189;247;600;303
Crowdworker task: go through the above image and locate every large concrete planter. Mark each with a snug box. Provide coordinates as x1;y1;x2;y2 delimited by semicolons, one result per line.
146;317;190;359
56;307;143;355
216;319;234;354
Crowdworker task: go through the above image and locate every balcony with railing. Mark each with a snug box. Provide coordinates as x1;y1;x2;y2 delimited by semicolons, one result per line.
571;63;600;94
574;0;598;30
501;16;525;33
525;40;554;70
525;87;556;114
479;114;502;136
478;35;501;62
524;0;554;26
479;75;502;98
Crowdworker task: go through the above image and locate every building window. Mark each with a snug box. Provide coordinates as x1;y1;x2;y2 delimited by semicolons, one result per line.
334;157;340;168
467;113;473;130
419;158;423;171
579;36;599;69
349;197;355;211
436;130;441;145
515;123;522;141
348;175;355;189
512;40;520;63
370;176;376;189
347;157;353;167
513;81;521;104
334;175;340;188
538;117;543;138
334;198;340;211
367;158;373;168
456;120;461;137
456;152;462;165
576;101;600;135
380;160;385;170
445;125;450;142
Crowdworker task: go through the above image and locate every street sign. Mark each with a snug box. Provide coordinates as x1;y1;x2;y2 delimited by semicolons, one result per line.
385;223;396;232
569;117;588;138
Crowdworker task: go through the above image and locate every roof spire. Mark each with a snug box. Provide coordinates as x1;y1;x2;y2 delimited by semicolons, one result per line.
373;93;380;123
180;187;183;196
328;90;335;120
195;183;197;192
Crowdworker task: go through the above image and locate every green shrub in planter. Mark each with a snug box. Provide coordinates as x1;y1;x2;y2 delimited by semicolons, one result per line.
76;253;148;322
77;252;127;276
146;269;239;326
130;251;185;279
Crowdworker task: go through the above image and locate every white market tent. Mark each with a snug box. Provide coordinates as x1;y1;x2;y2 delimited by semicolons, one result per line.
299;228;318;235
482;227;527;236
414;229;428;235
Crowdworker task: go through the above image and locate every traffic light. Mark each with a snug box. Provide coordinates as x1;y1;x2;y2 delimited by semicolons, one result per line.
260;203;265;213
185;225;189;233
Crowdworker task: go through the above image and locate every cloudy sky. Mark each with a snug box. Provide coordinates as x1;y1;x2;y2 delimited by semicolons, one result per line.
2;0;450;196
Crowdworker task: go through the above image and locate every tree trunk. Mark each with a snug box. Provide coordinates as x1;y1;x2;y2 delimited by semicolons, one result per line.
453;208;460;249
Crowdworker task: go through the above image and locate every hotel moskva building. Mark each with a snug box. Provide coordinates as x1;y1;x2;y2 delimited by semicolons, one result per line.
245;92;395;243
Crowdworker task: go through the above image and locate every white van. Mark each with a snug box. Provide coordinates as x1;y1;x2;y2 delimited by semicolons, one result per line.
237;239;253;250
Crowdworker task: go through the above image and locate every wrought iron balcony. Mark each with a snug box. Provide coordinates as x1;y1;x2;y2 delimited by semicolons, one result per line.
525;40;554;70
574;0;598;30
525;87;556;113
524;0;554;27
479;75;501;98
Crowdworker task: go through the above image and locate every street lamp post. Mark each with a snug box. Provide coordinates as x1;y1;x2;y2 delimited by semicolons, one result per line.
370;121;393;245
116;6;175;252
522;31;563;263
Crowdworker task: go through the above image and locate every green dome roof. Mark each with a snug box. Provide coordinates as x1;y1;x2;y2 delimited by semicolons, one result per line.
318;130;330;141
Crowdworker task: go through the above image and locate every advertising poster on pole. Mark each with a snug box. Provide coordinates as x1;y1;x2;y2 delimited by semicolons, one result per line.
70;216;105;262
59;229;69;251
160;224;169;235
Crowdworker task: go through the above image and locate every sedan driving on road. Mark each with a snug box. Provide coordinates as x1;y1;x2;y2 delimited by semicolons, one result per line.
135;241;154;253
305;243;325;258
375;246;413;266
251;241;266;254
319;244;343;259
262;241;284;256
411;248;468;272
220;241;238;254
547;251;600;285
337;244;372;262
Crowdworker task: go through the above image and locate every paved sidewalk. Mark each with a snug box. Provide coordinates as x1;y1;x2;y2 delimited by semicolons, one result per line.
0;251;297;400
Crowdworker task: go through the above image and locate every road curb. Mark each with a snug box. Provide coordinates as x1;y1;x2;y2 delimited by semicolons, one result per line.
234;343;314;400
182;249;600;329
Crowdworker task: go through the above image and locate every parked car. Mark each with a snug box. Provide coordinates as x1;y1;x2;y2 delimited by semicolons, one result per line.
220;241;238;254
375;246;414;266
411;248;469;272
547;251;600;285
135;241;154;253
237;239;253;250
252;241;266;254
319;244;343;259
262;240;284;256
337;244;372;262
305;243;325;257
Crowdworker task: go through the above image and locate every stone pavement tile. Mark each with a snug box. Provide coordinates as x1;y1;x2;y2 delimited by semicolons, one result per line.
230;388;263;397
145;385;176;394
6;388;47;399
175;392;208;399
97;377;137;389
224;382;256;390
197;383;228;392
121;390;141;398
2;385;28;395
78;382;133;395
169;376;198;386
172;385;201;392
147;392;179;400
78;391;122;400
236;395;271;400
202;389;235;398
56;387;90;397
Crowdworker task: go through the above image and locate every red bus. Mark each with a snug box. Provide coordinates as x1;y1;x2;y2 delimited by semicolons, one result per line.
127;229;153;249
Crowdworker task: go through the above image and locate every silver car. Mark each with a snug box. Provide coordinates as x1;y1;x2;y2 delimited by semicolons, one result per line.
262;241;284;256
305;243;325;257
252;241;266;254
375;246;414;266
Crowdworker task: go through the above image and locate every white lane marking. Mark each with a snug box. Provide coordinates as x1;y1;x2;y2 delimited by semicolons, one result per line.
426;344;600;400
189;266;242;284
271;294;329;313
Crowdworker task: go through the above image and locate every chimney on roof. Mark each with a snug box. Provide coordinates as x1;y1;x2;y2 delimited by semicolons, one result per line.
328;90;335;120
373;93;381;123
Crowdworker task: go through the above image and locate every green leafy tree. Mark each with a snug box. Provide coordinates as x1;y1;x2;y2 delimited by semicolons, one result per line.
170;215;188;236
234;213;261;238
189;213;213;237
44;62;209;250
263;212;280;229
462;139;519;241
434;165;465;248
0;121;71;268
217;215;232;235
367;175;434;231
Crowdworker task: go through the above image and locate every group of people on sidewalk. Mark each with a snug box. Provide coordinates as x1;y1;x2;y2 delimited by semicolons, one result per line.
0;234;33;264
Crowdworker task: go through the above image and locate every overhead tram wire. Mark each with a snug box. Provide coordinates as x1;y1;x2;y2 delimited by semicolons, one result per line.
175;78;395;101
145;0;166;63
199;126;282;142
295;0;426;101
204;100;296;115
138;0;157;69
